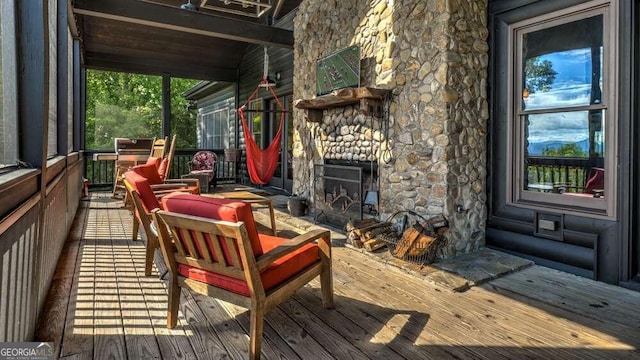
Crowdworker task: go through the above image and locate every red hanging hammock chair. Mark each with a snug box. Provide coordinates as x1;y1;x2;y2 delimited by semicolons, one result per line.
238;77;286;185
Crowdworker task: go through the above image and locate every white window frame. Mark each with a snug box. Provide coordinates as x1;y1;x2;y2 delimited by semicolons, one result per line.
198;107;230;149
506;0;617;219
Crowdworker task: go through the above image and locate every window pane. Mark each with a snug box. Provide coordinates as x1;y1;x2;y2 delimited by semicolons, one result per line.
0;1;17;168
250;100;262;148
524;110;605;197
47;0;57;158
67;28;73;153
522;15;603;111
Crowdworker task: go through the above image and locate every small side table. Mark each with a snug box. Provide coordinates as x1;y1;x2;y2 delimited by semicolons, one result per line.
181;173;209;194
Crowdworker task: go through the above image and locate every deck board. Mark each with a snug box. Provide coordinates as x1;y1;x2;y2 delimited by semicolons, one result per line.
37;193;640;359
337;252;618;360
217;298;303;360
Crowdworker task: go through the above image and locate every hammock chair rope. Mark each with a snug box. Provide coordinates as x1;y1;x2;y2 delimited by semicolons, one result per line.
238;76;286;185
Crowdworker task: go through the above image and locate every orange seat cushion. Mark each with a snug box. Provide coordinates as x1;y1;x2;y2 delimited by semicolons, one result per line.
177;234;319;297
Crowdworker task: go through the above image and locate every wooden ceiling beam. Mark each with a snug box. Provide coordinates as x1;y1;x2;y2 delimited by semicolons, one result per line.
84;52;239;81
73;0;294;49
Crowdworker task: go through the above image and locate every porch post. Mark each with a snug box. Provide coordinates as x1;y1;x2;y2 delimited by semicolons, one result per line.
162;74;171;138
80;68;86;150
17;1;48;169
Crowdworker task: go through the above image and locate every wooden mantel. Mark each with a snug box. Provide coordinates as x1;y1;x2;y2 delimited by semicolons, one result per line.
294;87;390;122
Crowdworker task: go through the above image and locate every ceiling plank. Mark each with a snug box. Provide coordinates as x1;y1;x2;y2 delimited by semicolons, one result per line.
81;17;247;58
72;0;294;49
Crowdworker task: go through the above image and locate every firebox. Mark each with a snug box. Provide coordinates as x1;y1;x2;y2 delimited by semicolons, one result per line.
313;160;378;227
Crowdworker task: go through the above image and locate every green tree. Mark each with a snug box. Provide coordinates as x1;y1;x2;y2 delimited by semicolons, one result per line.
541;143;587;158
85;70;199;150
170;77;199;149
525;56;557;94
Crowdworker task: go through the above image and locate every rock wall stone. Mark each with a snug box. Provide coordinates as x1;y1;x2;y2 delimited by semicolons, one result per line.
293;0;489;257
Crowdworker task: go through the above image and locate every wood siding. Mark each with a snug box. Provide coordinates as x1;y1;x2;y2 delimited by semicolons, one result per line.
0;198;40;341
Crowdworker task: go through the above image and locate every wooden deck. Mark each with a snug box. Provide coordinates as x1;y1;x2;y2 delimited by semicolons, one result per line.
36;193;640;359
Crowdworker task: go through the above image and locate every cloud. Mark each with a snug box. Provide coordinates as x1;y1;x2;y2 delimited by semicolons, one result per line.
522;48;604;143
524;83;591;109
526;112;590;143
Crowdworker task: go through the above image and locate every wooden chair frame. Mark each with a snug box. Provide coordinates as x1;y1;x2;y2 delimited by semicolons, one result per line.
115;135;171;199
150;136;169;158
150;135;200;192
123;179;162;276
151;209;334;359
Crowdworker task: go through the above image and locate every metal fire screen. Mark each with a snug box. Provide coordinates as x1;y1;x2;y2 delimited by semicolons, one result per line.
314;164;362;227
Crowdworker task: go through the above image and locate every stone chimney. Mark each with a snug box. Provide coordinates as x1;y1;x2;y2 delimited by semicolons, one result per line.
292;0;489;257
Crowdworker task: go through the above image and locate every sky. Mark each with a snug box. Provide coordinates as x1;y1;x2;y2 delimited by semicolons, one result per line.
524;48;602;144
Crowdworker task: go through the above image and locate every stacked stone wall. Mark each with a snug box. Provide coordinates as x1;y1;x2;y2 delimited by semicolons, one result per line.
293;0;489;256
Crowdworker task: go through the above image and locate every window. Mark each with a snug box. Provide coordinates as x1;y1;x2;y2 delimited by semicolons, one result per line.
198;107;230;149
509;1;616;217
0;1;17;168
249;99;262;148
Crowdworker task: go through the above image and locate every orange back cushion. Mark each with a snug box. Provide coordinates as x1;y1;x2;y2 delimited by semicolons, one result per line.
132;163;163;185
146;156;161;168
123;171;161;213
158;158;170;180
161;193;264;257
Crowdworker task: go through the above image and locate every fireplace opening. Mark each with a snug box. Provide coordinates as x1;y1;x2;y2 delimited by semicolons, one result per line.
314;159;378;227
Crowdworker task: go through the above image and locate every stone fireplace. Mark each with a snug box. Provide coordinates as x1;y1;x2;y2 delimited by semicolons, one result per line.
292;0;489;258
309;105;384;227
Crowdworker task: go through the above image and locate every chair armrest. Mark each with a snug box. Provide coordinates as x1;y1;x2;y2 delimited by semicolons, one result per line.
255;229;330;271
151;188;194;198
151;183;188;190
165;178;199;186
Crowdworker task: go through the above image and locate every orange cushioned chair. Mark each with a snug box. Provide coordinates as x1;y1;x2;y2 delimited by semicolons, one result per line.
151;193;334;359
123;170;164;276
584;167;605;195
132;163;200;195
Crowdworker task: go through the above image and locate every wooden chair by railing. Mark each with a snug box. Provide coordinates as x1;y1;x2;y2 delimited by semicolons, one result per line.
160;135;178;181
150;136;169;158
151;193;334;359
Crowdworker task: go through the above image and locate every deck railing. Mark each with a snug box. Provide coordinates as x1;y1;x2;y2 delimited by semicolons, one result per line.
83;149;241;188
525;157;601;193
